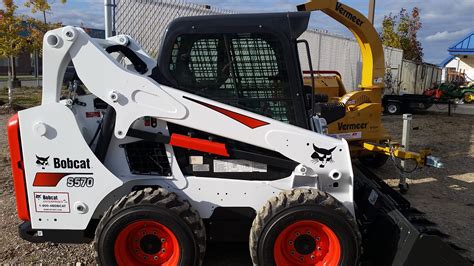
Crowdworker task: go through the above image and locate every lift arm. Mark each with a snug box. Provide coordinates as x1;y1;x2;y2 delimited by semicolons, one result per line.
297;0;385;90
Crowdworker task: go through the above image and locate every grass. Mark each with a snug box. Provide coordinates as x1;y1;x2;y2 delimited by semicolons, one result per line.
0;87;42;108
0;75;43;81
0;86;73;110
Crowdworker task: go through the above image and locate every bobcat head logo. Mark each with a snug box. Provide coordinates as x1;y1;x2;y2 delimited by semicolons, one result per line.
36;155;49;169
311;145;336;168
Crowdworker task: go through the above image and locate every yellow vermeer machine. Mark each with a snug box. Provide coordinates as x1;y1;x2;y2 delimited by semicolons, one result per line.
298;0;440;169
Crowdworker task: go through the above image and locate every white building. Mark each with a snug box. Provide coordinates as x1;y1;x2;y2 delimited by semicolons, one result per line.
440;32;474;83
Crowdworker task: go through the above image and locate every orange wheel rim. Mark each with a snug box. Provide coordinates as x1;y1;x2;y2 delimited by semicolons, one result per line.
274;220;341;266
114;220;180;266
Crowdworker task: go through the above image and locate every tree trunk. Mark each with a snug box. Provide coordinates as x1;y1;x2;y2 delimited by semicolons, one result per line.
35;50;40;87
7;57;13;106
43;11;47;24
8;82;13;106
10;56;17;80
7;55;11;78
34;51;38;78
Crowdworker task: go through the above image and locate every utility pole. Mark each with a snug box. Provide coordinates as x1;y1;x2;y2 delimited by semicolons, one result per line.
368;0;375;25
104;0;113;38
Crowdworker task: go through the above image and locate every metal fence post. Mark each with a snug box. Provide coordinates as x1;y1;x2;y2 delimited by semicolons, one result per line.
399;113;412;193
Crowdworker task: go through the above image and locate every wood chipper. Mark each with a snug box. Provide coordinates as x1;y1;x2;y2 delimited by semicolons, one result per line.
298;0;443;173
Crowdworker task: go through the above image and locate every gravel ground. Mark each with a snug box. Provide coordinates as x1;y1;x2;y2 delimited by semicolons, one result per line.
373;112;474;261
0;112;472;264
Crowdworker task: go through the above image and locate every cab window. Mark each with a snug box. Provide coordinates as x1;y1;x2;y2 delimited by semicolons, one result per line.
169;33;296;124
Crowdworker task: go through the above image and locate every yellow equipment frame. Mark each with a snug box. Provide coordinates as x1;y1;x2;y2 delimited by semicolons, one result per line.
363;143;431;167
297;0;432;167
297;0;385;92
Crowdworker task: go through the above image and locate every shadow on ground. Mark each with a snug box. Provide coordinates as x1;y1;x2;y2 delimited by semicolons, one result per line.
372;112;474;260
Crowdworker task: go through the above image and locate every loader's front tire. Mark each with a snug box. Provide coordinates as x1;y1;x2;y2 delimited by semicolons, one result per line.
250;189;360;266
94;188;206;266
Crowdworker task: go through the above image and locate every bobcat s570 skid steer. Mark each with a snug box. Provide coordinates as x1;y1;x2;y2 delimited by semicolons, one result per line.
7;5;470;266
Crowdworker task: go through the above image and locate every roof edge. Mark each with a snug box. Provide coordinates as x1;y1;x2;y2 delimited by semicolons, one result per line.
448;31;474;50
439;55;455;67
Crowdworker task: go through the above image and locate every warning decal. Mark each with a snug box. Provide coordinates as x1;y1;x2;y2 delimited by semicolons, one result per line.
213;160;267;173
34;192;70;213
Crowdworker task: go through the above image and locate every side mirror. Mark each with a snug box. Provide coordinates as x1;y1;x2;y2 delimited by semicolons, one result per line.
310;115;328;135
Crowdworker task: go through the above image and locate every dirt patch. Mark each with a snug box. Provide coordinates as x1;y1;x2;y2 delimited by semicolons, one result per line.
0;112;472;263
374;112;474;260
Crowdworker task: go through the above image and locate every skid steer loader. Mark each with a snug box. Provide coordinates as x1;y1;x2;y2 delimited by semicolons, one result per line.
7;5;470;266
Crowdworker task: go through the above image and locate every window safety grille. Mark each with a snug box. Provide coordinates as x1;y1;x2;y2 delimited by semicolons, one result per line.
169;33;296;124
123;141;171;176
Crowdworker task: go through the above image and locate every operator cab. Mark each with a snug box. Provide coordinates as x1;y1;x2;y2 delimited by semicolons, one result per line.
152;12;313;129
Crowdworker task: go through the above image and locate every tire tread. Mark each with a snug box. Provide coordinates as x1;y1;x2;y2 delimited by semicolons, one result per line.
94;187;206;265
249;188;361;265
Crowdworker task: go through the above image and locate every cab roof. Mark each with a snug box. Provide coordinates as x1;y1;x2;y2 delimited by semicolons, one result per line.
162;11;310;44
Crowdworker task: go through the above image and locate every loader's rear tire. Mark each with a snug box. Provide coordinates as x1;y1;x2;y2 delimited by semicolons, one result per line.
250;189;360;266
359;153;389;169
94;188;206;266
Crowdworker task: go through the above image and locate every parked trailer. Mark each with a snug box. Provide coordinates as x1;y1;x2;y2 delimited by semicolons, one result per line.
383;94;433;115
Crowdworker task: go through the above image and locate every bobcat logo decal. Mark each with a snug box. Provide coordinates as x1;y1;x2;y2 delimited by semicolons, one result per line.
311;145;336;168
35;155;50;169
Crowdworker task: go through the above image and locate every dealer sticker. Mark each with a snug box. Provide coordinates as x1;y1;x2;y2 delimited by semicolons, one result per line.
329;131;362;140
34;192;70;213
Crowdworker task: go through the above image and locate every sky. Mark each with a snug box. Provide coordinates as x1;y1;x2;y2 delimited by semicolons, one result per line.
6;0;474;64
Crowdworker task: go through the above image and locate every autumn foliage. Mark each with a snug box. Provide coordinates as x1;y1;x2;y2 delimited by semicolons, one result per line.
0;0;65;78
381;7;423;62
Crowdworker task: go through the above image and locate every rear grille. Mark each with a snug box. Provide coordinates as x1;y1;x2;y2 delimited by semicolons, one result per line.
122;141;171;176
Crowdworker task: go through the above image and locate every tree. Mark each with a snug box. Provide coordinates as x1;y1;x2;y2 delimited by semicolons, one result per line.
381;7;423;62
24;0;66;24
0;0;28;105
24;0;66;84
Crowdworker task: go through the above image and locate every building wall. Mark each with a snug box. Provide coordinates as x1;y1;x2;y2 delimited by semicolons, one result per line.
0;52;33;76
115;0;404;91
442;56;474;82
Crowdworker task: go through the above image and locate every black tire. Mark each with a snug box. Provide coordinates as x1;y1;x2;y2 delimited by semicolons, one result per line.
94;188;206;266
250;189;360;266
359;153;389;169
385;102;401;115
399;183;409;194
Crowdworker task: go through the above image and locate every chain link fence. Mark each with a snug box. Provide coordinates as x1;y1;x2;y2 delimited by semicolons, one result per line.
115;0;404;90
116;0;234;57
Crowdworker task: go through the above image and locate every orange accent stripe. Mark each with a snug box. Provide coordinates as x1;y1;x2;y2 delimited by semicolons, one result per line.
7;114;30;221
184;97;269;129
207;104;270;129
169;134;230;157
33;173;69;187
